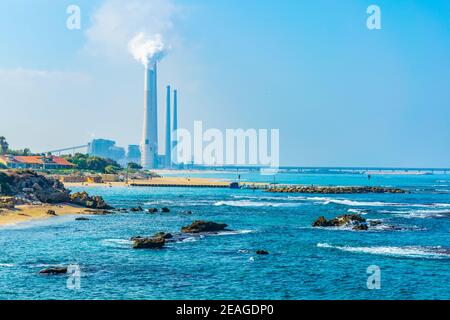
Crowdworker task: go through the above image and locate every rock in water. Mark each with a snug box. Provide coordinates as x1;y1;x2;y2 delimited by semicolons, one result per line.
70;191;111;209
148;208;158;213
312;216;333;227
153;232;173;239
39;267;68;275
312;214;368;230
75;217;90;221
130;206;143;212
256;250;269;255
160;207;170;213
369;220;382;226
352;224;369;231
331;214;366;226
133;237;165;249
181;220;228;233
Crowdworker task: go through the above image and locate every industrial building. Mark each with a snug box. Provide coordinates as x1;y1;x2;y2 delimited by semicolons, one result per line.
87;139;126;162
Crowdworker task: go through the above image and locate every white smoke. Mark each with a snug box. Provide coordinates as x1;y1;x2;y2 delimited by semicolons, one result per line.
128;32;167;67
84;0;177;62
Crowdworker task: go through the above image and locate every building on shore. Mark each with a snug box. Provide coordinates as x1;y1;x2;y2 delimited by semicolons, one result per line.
87;139;126;163
0;155;74;170
127;145;141;165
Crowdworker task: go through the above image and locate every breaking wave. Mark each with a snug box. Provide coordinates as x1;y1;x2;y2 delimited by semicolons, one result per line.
317;243;450;259
380;209;450;219
230;195;450;209
210;229;253;236
0;263;15;267
214;200;301;207
100;239;133;248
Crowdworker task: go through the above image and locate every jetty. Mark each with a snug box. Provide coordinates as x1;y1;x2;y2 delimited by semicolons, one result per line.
266;185;406;194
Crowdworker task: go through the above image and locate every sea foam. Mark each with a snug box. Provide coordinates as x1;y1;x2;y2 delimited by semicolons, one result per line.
317;243;450;259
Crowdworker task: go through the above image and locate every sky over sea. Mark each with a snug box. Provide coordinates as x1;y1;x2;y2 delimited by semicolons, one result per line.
0;0;449;167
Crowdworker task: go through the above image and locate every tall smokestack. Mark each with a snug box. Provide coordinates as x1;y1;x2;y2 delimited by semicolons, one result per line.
172;89;178;165
165;85;171;168
141;62;158;169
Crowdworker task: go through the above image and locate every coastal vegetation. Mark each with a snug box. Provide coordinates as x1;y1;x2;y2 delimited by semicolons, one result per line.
0;136;34;156
62;153;122;173
0;136;8;155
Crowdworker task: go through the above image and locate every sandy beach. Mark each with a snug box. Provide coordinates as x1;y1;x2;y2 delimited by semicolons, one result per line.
0;203;97;227
63;176;233;188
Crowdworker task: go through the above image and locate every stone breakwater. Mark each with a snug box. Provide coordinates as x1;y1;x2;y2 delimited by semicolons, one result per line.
267;185;406;194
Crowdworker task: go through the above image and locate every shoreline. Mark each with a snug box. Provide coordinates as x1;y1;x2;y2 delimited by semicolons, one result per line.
0;203;98;227
64;176;238;188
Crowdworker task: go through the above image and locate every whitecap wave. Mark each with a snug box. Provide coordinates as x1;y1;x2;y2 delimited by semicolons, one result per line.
0;263;15;267
100;239;133;248
380;209;450;219
179;236;200;243
214;200;300;207
347;208;371;215
230;195;450;209
210;229;254;236
317;243;450;259
400;210;449;219
306;197;450;208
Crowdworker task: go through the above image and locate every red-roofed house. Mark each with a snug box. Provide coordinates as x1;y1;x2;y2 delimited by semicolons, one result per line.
0;155;74;169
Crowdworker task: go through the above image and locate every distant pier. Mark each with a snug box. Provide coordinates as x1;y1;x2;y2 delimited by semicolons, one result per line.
191;165;450;175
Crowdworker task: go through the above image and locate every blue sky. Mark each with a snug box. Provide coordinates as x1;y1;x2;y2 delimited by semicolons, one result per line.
0;0;449;167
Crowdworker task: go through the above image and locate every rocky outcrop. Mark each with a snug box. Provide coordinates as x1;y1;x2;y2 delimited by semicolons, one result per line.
313;214;368;230
84;209;112;215
70;191;111;209
268;186;406;194
39;267;68;275
181;220;228;233
47;209;57;216
153;232;173;239
352;224;368;231
133;236;165;249
369;220;382;227
0;196;16;209
0;170;112;212
0;170;70;203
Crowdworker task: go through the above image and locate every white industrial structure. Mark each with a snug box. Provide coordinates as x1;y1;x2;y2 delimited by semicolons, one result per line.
141;62;158;169
140;62;178;169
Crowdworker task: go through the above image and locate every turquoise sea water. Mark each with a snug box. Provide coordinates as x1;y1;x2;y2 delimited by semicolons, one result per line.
0;172;449;300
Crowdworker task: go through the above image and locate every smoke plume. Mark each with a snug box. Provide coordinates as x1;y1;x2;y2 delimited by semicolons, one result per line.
128;32;167;67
